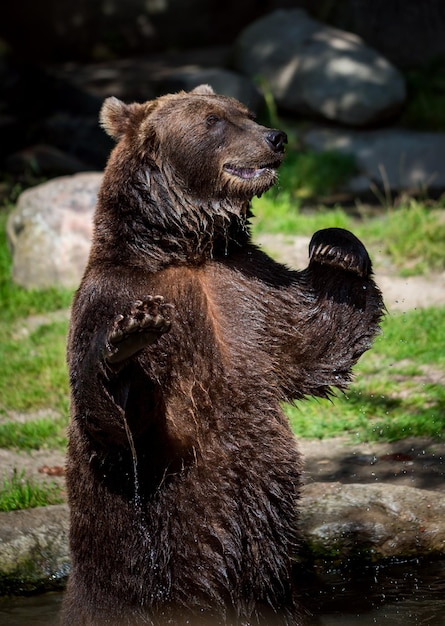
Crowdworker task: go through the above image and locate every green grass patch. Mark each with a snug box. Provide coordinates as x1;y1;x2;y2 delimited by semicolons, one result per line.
251;194;353;235
0;319;70;416
0;209;72;420
375;201;445;275
251;145;357;235
270;149;357;201
376;306;445;365
0;416;67;450
0;470;64;512
1;153;444;454
253;194;445;274
286;307;445;442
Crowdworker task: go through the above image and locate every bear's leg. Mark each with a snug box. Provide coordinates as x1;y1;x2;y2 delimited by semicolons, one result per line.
104;295;173;366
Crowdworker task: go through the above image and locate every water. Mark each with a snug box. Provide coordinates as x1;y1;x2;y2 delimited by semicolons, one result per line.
299;558;445;625
0;592;63;625
1;559;444;625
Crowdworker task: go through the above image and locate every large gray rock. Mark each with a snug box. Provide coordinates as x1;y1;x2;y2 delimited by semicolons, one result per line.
301;482;445;562
304;0;445;70
6;172;101;290
0;505;69;593
232;9;406;126
1;482;445;593
303;127;445;196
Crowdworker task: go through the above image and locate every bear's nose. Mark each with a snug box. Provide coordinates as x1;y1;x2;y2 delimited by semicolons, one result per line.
265;130;288;153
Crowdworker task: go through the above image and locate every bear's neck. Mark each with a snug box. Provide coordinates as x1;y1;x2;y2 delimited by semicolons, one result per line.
93;165;252;270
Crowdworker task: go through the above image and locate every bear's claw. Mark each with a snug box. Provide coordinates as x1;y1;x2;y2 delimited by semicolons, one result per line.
309;228;371;278
105;295;173;365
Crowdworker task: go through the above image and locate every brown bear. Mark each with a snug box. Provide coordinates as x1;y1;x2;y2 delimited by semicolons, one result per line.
62;85;383;625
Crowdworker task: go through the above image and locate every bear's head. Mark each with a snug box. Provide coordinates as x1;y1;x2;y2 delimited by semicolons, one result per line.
100;84;287;202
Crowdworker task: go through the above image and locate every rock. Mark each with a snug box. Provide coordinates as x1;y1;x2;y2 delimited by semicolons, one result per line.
0;504;69;594
301;482;445;563
303;126;445;196
6;172;101;290
311;0;445;70
1;482;445;593
232;9;406;126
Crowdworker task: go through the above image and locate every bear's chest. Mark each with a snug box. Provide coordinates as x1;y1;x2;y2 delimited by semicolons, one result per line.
148;263;273;373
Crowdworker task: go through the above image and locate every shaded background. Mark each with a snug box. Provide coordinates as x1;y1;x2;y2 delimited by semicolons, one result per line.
2;0;445;66
2;0;445;192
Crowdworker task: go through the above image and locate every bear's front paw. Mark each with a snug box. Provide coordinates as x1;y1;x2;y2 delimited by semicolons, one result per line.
105;295;173;365
309;228;371;278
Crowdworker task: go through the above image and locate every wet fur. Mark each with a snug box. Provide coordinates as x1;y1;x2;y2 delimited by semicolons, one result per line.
63;86;384;625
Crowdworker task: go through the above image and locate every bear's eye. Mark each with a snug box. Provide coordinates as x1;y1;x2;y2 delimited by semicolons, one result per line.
206;114;221;127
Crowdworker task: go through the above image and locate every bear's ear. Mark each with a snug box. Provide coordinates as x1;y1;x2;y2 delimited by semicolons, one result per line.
100;97;146;140
191;84;215;96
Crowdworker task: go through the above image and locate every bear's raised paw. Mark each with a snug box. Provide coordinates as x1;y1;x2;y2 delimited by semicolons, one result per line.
105;295;173;366
309;227;371;278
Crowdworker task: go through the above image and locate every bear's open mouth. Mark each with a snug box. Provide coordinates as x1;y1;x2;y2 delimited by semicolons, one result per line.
223;163;279;180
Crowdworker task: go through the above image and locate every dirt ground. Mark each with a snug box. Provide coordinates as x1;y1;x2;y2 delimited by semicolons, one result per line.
256;233;445;313
301;436;445;492
1;234;444;496
1;433;444;498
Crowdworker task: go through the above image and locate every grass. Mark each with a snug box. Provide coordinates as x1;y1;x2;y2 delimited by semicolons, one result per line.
0;416;67;450
0;318;70;416
0;207;70;509
250;146;356;234
285;307;445;442
0;139;444;457
374;201;445;275
0;210;72;420
0;470;64;512
252;195;445;275
250;147;445;442
0;89;443;514
251;193;352;235
268;149;357;201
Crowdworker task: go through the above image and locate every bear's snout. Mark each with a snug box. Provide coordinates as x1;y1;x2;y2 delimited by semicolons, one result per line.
265;130;287;153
